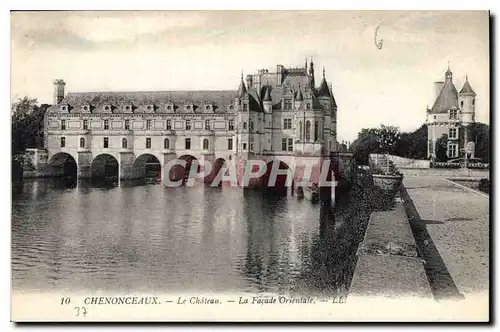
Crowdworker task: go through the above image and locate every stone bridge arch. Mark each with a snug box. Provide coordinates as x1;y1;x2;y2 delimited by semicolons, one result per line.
91;153;119;179
133;153;162;180
48;152;78;178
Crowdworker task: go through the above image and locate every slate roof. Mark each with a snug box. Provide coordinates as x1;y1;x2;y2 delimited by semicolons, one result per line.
47;65;338;114
317;77;331;98
459;78;476;96
430;80;459;114
47;90;238;114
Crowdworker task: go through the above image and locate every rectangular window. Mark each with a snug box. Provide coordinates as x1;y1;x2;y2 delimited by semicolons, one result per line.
448;143;458;158
83;119;88;130
283;118;292;129
124;119;130;130
228;138;233;150
166;119;172;130
229;120;235;131
146;137;151;149
282;138;287;151
103;137;109;148
185;120;191;130
185;138;191;149
284;99;293;110
243;143;247;150
104;119;109;130
306;103;311;110
449;127;458;139
243;122;247;130
288;138;293;151
146;119;151;130
61;120;66;130
250;142;254;151
428;140;434;154
60;137;65;148
249;121;254;131
205;120;211;130
449;109;458;120
243;104;248;111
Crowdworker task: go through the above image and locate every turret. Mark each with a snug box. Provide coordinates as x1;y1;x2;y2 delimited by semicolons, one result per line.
459;74;476;125
317;68;331;99
53;79;66;105
237;72;247;99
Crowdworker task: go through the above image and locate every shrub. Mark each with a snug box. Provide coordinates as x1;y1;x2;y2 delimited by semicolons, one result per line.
478;178;490;194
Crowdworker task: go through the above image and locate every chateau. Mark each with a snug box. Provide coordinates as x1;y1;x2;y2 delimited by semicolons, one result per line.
426;66;476;160
43;60;338;183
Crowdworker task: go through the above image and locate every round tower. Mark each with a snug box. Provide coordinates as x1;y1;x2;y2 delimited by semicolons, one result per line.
458;74;476;125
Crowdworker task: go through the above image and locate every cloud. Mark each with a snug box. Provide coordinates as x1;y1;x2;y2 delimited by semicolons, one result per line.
11;11;209;51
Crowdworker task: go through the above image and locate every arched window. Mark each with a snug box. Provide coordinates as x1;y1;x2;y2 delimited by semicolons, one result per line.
314;121;319;141
164;138;169;149
79;137;85;148
460;101;464;107
122;138;128;149
305;121;311;141
203;138;209;150
299;121;303;140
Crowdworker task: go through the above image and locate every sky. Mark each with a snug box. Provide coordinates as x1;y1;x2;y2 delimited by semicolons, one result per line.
10;10;489;141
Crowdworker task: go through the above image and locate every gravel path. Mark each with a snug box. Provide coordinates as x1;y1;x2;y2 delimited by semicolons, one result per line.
403;176;489;298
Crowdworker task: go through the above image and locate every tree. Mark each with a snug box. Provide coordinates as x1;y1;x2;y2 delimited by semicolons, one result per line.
470;123;489;162
394;124;428;159
435;134;448;162
376;125;401;154
11;97;48;154
351;125;401;165
351;128;382;165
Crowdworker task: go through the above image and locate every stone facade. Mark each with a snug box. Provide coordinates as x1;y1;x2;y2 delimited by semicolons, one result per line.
426;66;476;160
43;60;339;184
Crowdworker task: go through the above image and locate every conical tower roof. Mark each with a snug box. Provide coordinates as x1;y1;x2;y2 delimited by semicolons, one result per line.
431;77;458;113
317;67;331;98
263;87;272;102
237;73;247;98
459;76;476;96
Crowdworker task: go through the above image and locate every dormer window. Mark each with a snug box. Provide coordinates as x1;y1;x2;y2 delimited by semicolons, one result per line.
125;105;131;111
186;105;191;111
103;105;112;113
449;109;458;120
60;105;69;112
147;105;152;111
229;105;234;111
166;104;174;112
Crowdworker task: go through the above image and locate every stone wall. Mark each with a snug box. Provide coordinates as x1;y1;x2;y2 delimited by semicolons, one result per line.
371;154;430;169
349;201;433;299
399;168;489;179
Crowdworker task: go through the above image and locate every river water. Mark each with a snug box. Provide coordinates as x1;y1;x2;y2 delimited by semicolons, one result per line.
12;177;386;296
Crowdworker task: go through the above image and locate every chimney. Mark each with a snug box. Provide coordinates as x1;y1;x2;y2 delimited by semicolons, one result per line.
53;79;66;105
277;65;284;86
246;75;253;89
433;81;444;103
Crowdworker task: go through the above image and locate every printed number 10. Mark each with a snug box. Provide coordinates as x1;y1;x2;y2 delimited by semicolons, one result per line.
60;297;71;305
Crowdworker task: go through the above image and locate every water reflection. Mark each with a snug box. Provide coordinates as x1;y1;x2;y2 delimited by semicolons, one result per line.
11;178;393;294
